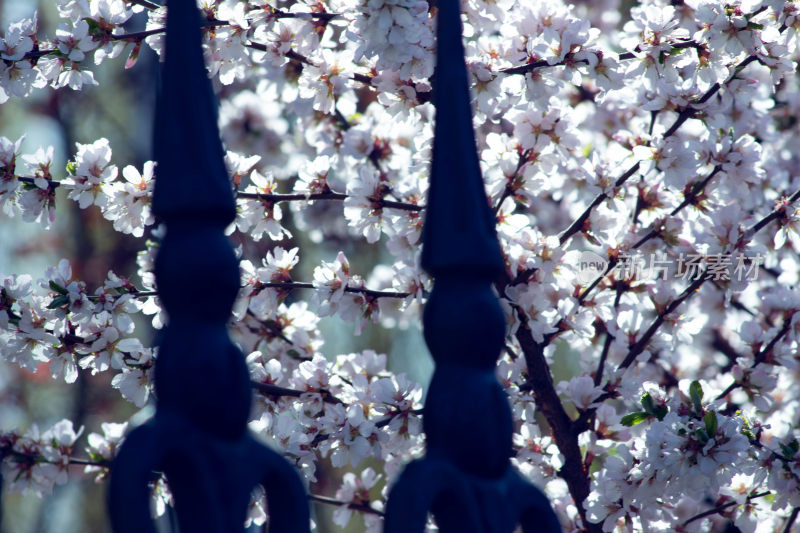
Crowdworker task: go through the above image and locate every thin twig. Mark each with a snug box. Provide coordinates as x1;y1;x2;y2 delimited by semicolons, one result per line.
558;46;763;248
715;318;793;400
126;0;160;10
4;449;111;468
617;274;707;371
682;491;770;526
237;190;424;212
251;381;344;404
501;39;704;75
783;507;800;533
749;189;800;234
259;281;413;300
309;494;385;516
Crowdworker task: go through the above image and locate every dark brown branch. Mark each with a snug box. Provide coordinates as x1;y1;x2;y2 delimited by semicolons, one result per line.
251;381;344;404
682;491;770;527
374;408;424;428
126;0;160;10
631;165;722;249
237;190;423;212
334;106;353;131
259;281;412;300
579;155;793;306
593;333;614;386
4;449;111;468
749;189;800;234
513;311;600;532
501;39;704;76
493;149;530;214
783;508;800;533
87;290;158;300
112;14;339;42
715;318;793;400
352;72;374;85
617;274;707;371
309;493;385;516
5;444;385;517
19;176;424;212
559;163;640;245
559;46;763;248
272;10;340;22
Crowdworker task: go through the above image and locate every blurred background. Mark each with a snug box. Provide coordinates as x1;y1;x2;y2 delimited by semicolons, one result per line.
1;0;157;531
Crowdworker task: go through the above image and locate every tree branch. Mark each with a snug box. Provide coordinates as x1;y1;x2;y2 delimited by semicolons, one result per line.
257;281;413;300
783;507;800;533
309;493;385;516
125;0;160;10
748;189;800;234
617;274;707;371
3;448;111;468
681;491;770;527
501;40;705;76
512;310;601;532
715;317;793;400
558;46;764;248
237;190;424;212
251;381;344;404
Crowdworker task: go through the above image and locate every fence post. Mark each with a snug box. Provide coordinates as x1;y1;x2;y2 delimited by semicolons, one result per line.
383;0;561;530
106;1;309;531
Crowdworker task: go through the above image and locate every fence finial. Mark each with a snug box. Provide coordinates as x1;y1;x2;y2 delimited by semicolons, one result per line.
107;1;310;531
420;0;504;278
384;0;561;530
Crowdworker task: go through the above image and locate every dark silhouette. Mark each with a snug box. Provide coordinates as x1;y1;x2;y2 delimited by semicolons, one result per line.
106;0;559;531
383;0;560;531
107;1;309;531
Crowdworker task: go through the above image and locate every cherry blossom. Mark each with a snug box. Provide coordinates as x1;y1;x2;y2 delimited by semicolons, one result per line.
0;0;799;531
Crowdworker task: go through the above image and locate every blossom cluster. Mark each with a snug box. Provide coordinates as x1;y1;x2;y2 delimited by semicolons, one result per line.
1;0;800;531
0;259;154;406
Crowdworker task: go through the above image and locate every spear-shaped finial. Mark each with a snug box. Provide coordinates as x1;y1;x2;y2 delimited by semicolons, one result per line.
108;2;310;531
151;0;235;223
420;0;504;277
384;1;560;530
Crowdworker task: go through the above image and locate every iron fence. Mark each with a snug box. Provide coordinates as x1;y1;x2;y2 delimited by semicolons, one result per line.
104;0;559;531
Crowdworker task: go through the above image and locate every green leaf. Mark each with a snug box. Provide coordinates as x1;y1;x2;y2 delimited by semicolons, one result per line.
82;17;104;37
779;439;799;458
694;428;709;446
640;393;668;420
704;411;718;437
86;451;104;462
621;412;650;426
47;294;70;309
641;392;656;415
689;380;703;414
49;280;68;295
